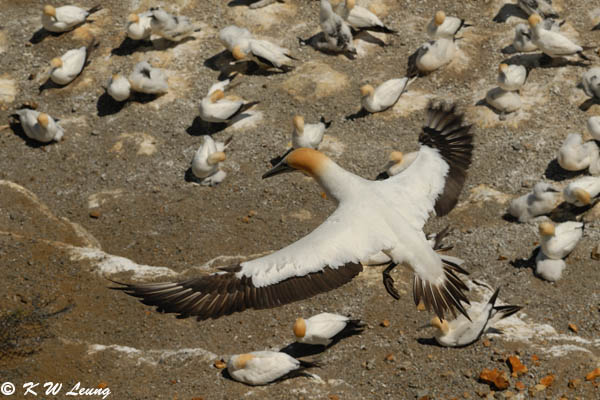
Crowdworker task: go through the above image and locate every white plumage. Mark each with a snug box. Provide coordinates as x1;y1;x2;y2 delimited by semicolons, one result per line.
106;74;131;102
129;61;168;95
563;177;600;207
227;351;317;386
149;7;197;42
426;11;468;39
333;0;395;34
557;133;599;172
535;251;566;281
412;38;456;75
497;64;527;92
529;14;584;58
360;78;414;113
485;87;521;117
293;312;364;346
587;116;600;141
379;151;419;179
320;0;356;54
49;46;87;85
232;39;295;72
126;12;153;41
42;4;100;32
581;67;600;99
219;25;253;54
191;135;230;187
518;0;558;18
513;24;538;53
539;221;583;260
15;109;64;143
198;77;258;123
292;116;329;150
508;182;560;222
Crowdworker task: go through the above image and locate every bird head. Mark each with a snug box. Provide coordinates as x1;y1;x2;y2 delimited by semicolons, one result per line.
127;14;140;23
389;151;403;164
50;57;63;69
262;148;328;179
573;188;591;205
528;14;542;28
292;115;304;134
210;89;225;103
346;0;356;11
434;11;446;26
498;63;509;74
43;5;56;17
207;151;226;165
539;221;556;237
232;45;246;61
37;113;50;128
232;353;254;370
293;317;306;339
360;84;374;98
430;316;449;335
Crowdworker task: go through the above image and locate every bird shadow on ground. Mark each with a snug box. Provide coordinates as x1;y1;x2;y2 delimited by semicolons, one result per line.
501;44;517;55
501;213;519;223
184;168;200;184
543;159;582;182
510;247;539;270
492;4;528;23
578;97;599;112
548;201;593;222
298;34;357;60
29;28;67;44
204;50;236;72
279;342;327;358
501;53;588;70
218;61;288;80
416;337;442;347
110;37;154;56
7;118;53;148
354;31;386;47
38;79;67;94
227;0;258;6
96;92;159;117
186;117;228;136
345;108;369;121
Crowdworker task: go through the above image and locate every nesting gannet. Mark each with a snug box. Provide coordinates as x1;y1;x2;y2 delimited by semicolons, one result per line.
563;177;600;207
49;46;89;85
528;14;588;60
428;288;522;347
535;251;566;281
292;115;331;149
232;40;296;73
518;0;558;19
320;0;356;55
128;61;168;95
219;25;253;54
485;88;522;119
106;74;131;102
539;221;583;260
581;67;600;99
42;4;101;33
359;77;415;114
407;38;456;77
497;63;528;92
557;133;599;172
333;0;396;34
198;77;259;123
227;351;318;386
426;11;470;39
113;102;474;322
376;151;419;180
513;24;538;53
126;12;153;41
14;109;64;143
587;116;600;141
293;312;365;346
149;7;198;42
191;135;231;186
508;182;561;222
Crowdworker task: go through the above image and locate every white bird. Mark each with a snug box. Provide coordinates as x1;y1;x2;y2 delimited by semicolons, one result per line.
563;176;600;207
42;4;101;33
360;77;415;113
535;251;566;281
333;0;396;34
497;63;528;92
128;61;168;95
407;38;456;77
587;116;600;141
126;12;153;41
227;351;318;386
426;10;470;39
292;115;331;150
49;46;88;85
14;109;64;143
198;77;259;124
557;133;599;172
508;182;561;222
248;0;285;9
428;288;522;347
514;19;565;52
191;135;231;186
320;0;356;55
528;14;588;60
485;87;522;119
106;74;131;102
539;221;583;260
113;103;474;322
376;151;419;180
581;67;600;99
293;312;365;346
149;7;198;42
219;25;253;54
518;0;558;19
232;39;296;73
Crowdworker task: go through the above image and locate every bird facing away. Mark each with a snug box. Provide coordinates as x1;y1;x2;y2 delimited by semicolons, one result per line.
232;40;296;73
535;251;566;281
128;61;168;95
191;135;231;186
539;221;583;260
320;0;356;55
198;76;259;123
126;12;153;41
508;182;560;222
227;351;319;386
42;4;101;32
106;74;131;102
497;63;528;92
49;46;89;85
14;109;64;143
563;177;600;207
485;87;521;120
587;116;600;141
581;67;600;99
219;25;253;54
112;102;474;322
428;288;522;347
292;115;330;150
293;312;365;346
149;7;198;42
360;77;415;114
557;133;599;172
426;10;470;39
407;37;456;77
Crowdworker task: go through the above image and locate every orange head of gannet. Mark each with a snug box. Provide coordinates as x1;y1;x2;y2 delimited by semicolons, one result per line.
528;14;542;28
50;57;63;69
430;316;449;335
262;148;328;179
434;11;446;26
389;151;403;164
232;353;254;370
127;13;140;23
207;151;226;165
111;73;122;81
573;188;591;205
210;89;225;103
346;0;356;11
360;84;374;98
232;45;246;61
292;115;304;134
37;113;50;128
539;221;555;237
293;317;306;339
43;5;56;17
499;63;509;74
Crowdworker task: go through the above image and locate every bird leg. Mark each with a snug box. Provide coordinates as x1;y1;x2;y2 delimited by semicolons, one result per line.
382;262;400;300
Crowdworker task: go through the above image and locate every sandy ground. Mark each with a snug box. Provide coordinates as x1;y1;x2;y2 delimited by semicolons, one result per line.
1;0;600;399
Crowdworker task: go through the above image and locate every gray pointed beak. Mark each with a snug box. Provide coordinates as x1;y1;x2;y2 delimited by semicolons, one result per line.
262;162;295;179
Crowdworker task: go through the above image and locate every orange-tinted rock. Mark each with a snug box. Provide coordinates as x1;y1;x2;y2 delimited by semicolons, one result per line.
508;356;527;377
540;374;555;387
479;368;509;390
585;367;600;381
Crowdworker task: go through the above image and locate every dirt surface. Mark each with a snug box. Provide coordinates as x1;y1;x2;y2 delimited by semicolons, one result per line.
1;0;600;399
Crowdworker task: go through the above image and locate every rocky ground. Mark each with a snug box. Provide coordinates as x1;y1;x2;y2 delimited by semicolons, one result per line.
1;0;600;399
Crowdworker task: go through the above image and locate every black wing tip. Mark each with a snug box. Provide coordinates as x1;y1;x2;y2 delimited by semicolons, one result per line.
494;305;523;319
320;116;332;128
298;359;322;369
488;287;501;306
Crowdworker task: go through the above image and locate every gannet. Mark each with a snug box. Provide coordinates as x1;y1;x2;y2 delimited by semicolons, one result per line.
528;14;588;60
376;151;419;180
42;4;101;33
359;77;415;114
426;11;470;39
563;177;600;207
293;312;365;346
219;25;253;54
232;40;296;73
587;116;600;141
149;7;198;42
485;88;522;119
49;46;89;85
128;61;168;95
508;182;561;222
518;0;558;19
14;109;64;143
333;0;396;34
557;133;599;172
497;63;528;92
113;102;474;322
320;0;356;55
539;221;583;260
248;0;285;9
292;115;330;149
407;38;456;77
581;67;600;99
198;77;259;123
513;24;537;53
126;12;153;41
427;288;522;347
535;251;566;281
227;351;318;386
191;135;231;186
106;74;131;102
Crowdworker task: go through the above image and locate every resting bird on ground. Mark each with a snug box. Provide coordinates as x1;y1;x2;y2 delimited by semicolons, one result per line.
508;182;560;222
528;14;589;60
14;109;64;143
198;76;259;123
219;25;253;54
426;10;470;39
563;177;600;207
42;4;101;32
333;0;396;34
112;102;474;322
407;38;456;77
191;135;231;186
293;312;365;346
587;116;600;141
539;221;583;260
126;12;153;41
49;44;93;85
227;351;318;386
359;77;415;114
149;7;199;42
557;133;599;173
319;0;356;55
128;61;168;95
581;67;600;100
497;63;528;92
231;40;296;73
